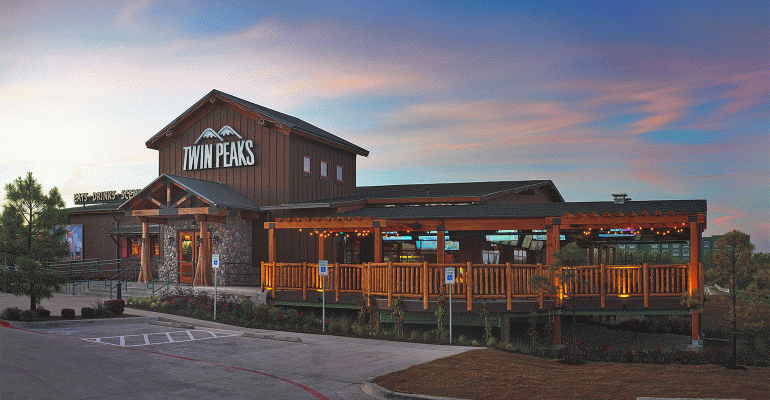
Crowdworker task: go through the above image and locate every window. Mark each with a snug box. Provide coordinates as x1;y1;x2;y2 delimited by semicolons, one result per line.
336;165;344;181
127;237;159;257
683;247;690;256
320;161;328;178
303;156;312;174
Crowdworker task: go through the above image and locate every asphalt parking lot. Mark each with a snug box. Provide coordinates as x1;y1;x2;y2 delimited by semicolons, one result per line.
1;299;471;400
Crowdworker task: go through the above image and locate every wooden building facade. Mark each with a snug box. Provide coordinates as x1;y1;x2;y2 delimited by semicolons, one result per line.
69;89;707;344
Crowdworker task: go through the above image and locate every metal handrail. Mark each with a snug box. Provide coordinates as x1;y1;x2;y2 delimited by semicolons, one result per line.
147;260;180;297
221;262;259;286
105;262;140;298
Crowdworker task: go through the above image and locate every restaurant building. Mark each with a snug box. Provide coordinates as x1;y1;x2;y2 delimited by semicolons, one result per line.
69;89;707;344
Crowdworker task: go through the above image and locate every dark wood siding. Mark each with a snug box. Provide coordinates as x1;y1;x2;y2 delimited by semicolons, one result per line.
157;103;359;207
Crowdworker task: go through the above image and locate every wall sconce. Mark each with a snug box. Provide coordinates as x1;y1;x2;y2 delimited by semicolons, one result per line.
166;235;176;247
212;235;221;246
191;220;197;228
137;237;144;246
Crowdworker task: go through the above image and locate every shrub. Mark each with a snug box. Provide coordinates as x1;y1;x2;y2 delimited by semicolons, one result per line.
61;308;76;319
81;307;96;319
35;308;51;318
1;307;22;321
422;330;434;343
104;299;126;316
410;330;421;342
20;309;36;322
487;337;498;347
471;339;480;346
440;329;450;344
457;334;468;345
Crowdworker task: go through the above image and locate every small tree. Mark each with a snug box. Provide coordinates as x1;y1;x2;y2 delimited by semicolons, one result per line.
530;242;588;364
0;173;68;310
711;230;754;369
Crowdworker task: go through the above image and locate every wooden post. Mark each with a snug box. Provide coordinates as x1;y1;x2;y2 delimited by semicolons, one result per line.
589;245;595;265
271;261;276;299
137;219;151;283
422;262;429;310
318;234;325;262
387;261;393;306
334;263;340;302
261;261;266;293
690;220;702;344
466;262;473;311
374;226;382;263
643;263;649;308
366;262;372;307
437;229;446;264
600;263;606;308
506;262;512;311
302;262;308;301
537;263;544;309
268;227;276;263
193;218;211;286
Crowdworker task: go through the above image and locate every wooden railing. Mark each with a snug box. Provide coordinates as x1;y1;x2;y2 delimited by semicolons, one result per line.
262;262;689;310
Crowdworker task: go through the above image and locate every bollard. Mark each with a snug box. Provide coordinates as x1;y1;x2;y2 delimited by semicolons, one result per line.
116;282;122;300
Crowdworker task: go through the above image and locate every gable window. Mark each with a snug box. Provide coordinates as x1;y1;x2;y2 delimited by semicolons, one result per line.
303;156;312;174
320;161;328;178
336;165;344;182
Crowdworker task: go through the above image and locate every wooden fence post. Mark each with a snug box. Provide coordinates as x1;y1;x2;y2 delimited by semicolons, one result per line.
423;262;429;310
271;262;276;299
261;261;265;293
506;262;512;311
302;262;308;301
537;263;544;309
335;263;340;302
643;263;649;308
466;262;473;311
600;263;606;309
387;261;393;306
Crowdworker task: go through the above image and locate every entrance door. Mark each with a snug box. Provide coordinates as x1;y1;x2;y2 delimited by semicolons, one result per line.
178;232;197;283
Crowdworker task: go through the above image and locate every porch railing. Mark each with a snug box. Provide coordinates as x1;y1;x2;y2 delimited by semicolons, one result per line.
262;262;689;310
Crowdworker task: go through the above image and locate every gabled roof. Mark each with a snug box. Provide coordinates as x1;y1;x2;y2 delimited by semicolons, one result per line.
145;89;369;156
119;174;262;212
332;200;707;220
261;180;563;211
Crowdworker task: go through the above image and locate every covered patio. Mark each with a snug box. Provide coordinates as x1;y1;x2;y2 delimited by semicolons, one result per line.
262;199;707;344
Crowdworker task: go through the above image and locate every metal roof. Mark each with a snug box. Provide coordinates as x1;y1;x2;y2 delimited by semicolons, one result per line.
332;200;707;220
163;174;263;212
109;225;159;235
147;89;369;156
262;180;562;210
119;174;263;212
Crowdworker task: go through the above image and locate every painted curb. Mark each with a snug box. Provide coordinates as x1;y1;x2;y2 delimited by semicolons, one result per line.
148;319;196;329
242;332;302;342
6;316;155;329
362;378;468;400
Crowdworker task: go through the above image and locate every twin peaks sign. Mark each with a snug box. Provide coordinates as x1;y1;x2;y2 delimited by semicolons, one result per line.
182;126;255;171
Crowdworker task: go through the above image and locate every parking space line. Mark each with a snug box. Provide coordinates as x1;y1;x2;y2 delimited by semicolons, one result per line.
83;329;240;347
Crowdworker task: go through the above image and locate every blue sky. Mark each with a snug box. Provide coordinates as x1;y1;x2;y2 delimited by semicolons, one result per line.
1;0;768;250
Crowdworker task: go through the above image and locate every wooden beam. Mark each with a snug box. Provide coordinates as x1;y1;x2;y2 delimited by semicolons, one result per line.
171;193;192;208
266;219;388;229
130;207;218;217
374;226;383;263
143;195;165;209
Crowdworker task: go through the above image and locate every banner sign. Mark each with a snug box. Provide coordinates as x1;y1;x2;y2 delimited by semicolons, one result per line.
74;189;141;205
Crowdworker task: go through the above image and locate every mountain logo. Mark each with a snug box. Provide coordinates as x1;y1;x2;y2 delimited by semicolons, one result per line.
194;125;243;144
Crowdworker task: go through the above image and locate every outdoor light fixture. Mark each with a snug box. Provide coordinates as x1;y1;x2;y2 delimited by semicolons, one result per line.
166;235;175;246
212;235;221;245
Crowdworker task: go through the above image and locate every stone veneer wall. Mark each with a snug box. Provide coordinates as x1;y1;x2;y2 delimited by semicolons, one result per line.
162;211;257;286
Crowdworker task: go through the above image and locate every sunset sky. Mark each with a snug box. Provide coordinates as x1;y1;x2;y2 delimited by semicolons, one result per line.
1;1;768;250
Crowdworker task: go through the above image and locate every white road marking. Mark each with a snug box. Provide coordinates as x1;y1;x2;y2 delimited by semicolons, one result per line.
82;330;239;347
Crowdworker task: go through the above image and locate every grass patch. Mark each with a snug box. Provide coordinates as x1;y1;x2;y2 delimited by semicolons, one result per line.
374;348;769;400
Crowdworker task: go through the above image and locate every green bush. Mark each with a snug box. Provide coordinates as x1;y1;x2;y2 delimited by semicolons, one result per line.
61;308;76;319
457;334;468;345
422;330;434;343
1;307;22;321
81;307;96;319
104;299;125;315
410;330;421;342
20;309;36;322
35;308;51;318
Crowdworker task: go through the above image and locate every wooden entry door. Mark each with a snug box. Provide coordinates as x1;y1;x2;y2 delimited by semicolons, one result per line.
178;232;198;283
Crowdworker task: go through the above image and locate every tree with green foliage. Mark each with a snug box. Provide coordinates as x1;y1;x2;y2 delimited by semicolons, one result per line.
530;242;588;364
709;230;755;369
0;173;68;310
